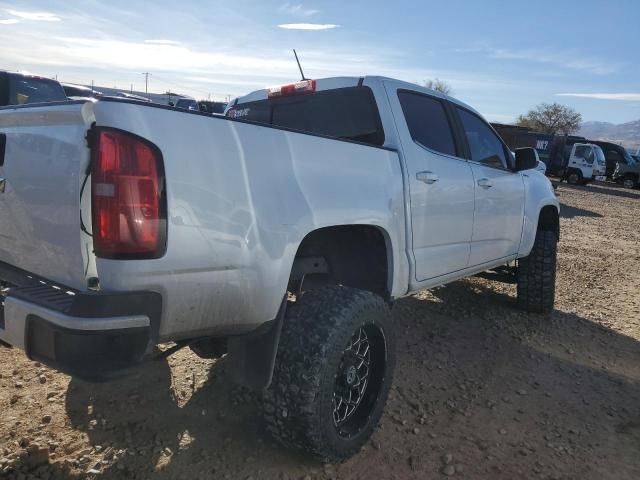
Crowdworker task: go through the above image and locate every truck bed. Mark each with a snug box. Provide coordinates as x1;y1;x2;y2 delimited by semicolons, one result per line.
0;98;407;340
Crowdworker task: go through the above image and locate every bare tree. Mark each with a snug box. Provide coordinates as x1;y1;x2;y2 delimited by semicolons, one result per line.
516;102;582;135
423;78;453;96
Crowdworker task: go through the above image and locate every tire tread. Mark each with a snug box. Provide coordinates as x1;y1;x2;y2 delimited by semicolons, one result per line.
517;230;557;314
263;285;394;462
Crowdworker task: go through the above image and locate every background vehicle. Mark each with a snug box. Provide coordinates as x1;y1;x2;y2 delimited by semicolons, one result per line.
0;71;67;106
174;97;199;110
113;91;152;102
62;83;103;99
612;154;640;188
492;124;586;177
562;143;607;185
0;76;559;462
199;100;227;114
588;140;635;178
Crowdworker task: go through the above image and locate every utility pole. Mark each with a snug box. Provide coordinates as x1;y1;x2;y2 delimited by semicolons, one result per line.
130;84;133;93
141;72;151;95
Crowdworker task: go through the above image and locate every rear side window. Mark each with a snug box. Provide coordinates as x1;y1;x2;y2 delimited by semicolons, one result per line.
7;77;67;105
457;108;508;169
398;91;456;156
607;149;622;163
226;86;385;146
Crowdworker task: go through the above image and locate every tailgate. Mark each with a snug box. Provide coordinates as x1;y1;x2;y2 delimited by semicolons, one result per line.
0;101;95;290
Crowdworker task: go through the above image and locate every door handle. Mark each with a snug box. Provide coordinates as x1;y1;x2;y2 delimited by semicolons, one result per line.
477;178;493;189
416;171;438;184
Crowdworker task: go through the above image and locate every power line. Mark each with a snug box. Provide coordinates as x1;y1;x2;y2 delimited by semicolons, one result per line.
151;74;208;96
151;74;231;99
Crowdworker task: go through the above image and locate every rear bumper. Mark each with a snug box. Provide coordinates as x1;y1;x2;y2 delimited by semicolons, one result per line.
0;261;161;380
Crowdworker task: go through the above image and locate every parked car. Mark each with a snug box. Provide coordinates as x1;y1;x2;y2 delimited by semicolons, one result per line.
174;97;199;110
62;83;103;99
612;154;640;188
0;76;559;462
0;71;67;106
588;140;635;178
113;91;152;102
199;100;227;114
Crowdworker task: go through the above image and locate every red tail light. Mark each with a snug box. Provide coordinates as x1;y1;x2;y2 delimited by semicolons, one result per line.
91;128;166;259
267;79;316;98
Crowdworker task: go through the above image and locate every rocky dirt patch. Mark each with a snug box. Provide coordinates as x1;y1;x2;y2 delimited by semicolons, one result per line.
1;182;639;479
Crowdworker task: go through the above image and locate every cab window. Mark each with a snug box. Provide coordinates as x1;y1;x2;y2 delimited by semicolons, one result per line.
227;86;385;146
457;108;508;169
398;91;457;156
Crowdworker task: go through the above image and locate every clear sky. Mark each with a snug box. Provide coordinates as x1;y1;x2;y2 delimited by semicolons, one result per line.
1;0;638;124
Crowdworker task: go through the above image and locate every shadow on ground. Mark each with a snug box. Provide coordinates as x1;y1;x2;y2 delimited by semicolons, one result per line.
559;203;603;219
10;281;638;479
558;182;640;201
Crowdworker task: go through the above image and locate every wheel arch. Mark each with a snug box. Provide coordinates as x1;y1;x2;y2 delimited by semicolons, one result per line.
288;223;395;301
226;223;396;392
537;205;560;241
518;195;560;258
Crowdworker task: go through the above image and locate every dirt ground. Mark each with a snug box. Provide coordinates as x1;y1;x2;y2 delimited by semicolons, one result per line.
1;182;639;480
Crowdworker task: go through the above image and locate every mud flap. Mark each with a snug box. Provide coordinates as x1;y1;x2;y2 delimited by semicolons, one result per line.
226;296;287;391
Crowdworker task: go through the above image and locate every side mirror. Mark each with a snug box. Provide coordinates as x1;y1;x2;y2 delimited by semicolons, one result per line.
515;147;539;171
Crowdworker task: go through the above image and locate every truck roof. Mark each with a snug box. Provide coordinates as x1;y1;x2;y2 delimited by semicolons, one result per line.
230;75;478;116
0;70;61;82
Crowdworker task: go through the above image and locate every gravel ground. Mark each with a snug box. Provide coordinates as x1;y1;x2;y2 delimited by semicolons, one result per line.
1;182;639;480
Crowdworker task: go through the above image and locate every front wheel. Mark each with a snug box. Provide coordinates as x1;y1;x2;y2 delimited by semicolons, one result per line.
622;175;638;189
263;286;396;463
517;230;557;314
567;171;581;185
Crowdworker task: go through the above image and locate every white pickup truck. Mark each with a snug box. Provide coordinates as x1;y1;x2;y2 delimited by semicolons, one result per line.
0;76;559;462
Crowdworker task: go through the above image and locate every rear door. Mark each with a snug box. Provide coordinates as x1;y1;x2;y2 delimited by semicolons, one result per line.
453;106;525;266
604;147;622;177
386;85;475;281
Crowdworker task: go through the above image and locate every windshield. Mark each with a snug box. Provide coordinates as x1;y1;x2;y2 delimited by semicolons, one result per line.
623;149;635;164
574;145;594;164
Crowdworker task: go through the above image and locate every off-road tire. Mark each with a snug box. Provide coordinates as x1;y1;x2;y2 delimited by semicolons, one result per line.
517;230;557;314
263;285;396;463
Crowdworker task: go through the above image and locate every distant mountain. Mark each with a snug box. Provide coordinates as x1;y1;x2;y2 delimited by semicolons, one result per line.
579;120;640;151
